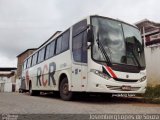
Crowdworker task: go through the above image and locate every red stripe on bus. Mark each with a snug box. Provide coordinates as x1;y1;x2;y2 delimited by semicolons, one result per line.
105;66;117;78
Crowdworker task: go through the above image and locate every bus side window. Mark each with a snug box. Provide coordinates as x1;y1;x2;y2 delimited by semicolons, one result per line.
23;60;27;70
56;36;62;54
61;29;70;52
49;40;55;57
37;47;45;63
26;57;32;68
45;43;51;59
72;19;87;63
32;53;38;66
45;40;56;60
72;31;87;63
82;31;87;63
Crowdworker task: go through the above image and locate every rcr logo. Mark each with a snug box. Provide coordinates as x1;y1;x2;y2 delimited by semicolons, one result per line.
37;62;56;86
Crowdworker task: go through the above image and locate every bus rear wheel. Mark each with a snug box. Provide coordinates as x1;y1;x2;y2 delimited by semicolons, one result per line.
60;78;73;101
29;82;40;96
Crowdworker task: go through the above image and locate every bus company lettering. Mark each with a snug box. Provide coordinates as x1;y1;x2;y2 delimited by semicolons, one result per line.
37;62;56;86
42;64;48;86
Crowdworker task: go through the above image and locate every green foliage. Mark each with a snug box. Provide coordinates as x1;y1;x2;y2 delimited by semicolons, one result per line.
144;85;160;98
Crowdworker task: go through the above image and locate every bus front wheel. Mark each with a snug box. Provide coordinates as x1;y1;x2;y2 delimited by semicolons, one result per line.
60;78;73;101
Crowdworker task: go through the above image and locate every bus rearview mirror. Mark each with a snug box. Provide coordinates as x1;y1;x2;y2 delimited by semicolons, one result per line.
87;25;94;42
87;28;93;42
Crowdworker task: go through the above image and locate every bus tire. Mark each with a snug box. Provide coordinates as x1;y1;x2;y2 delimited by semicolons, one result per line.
19;88;22;93
60;77;73;101
29;82;39;96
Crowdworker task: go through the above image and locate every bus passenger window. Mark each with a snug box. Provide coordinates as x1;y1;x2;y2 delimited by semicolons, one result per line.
72;19;87;63
61;30;70;52
56;36;62;54
45;40;55;60
23;60;27;70
26;57;32;68
72;31;87;63
37;47;45;63
49;41;55;57
32;53;38;66
45;44;51;59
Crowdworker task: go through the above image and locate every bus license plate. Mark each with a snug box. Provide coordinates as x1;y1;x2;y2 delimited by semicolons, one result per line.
121;86;131;91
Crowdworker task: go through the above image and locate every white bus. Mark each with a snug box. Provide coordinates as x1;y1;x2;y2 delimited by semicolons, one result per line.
21;15;146;100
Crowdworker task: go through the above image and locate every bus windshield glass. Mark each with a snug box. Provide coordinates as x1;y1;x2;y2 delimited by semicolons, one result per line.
91;17;145;68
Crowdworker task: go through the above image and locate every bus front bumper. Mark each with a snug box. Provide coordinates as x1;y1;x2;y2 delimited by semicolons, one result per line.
86;73;147;94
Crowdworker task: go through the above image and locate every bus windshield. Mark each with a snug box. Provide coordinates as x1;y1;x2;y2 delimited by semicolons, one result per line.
91;17;146;68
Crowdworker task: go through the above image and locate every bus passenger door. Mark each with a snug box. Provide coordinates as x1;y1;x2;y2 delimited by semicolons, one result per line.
72;22;88;92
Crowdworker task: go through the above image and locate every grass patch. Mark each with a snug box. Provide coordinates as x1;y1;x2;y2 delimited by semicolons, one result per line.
143;85;160;104
144;98;160;104
144;85;160;98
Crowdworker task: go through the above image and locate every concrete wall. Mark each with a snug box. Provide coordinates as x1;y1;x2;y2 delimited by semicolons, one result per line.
17;50;36;79
145;45;160;86
0;83;5;92
0;77;12;92
0;82;12;92
15;79;21;92
4;82;12;92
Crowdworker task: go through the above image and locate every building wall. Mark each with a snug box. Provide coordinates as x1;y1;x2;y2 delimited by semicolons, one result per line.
0;77;12;92
136;20;160;86
10;71;17;83
135;19;160;46
17;50;35;79
145;45;160;86
15;78;21;92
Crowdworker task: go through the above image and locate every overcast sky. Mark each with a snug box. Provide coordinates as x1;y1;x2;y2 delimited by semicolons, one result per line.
0;0;159;67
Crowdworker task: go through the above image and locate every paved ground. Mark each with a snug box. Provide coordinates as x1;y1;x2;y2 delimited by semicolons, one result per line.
0;92;160;114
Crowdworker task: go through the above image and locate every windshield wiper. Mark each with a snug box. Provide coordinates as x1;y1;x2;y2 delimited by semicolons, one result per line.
96;33;112;66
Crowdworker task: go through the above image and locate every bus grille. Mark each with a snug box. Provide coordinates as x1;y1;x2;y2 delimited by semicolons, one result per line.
114;78;138;82
106;85;140;91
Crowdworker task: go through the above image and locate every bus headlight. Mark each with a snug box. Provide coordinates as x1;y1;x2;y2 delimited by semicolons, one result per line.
90;69;110;80
139;76;146;82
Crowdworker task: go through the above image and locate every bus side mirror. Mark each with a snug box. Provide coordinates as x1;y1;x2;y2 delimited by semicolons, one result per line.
87;25;93;42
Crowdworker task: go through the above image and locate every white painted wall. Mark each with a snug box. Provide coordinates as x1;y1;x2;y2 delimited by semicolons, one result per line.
4;82;12;92
0;77;12;92
0;83;5;92
15;79;21;92
145;45;160;86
